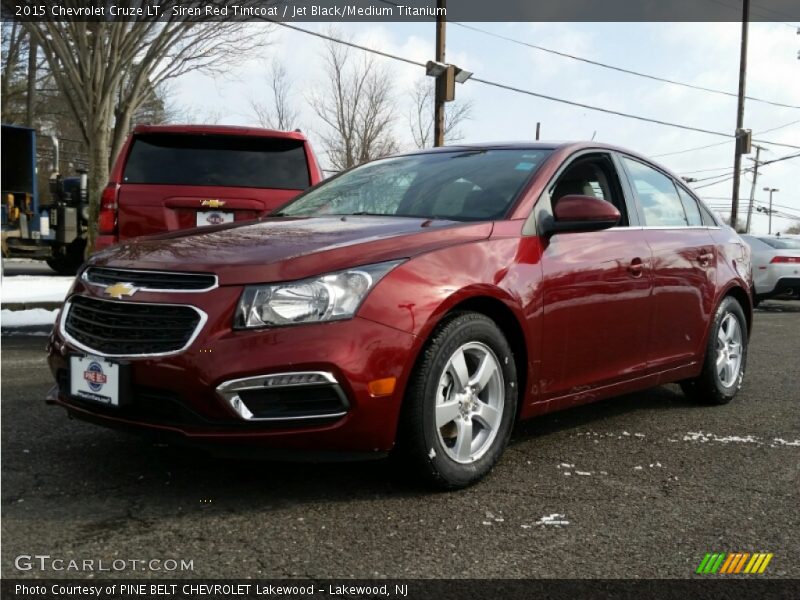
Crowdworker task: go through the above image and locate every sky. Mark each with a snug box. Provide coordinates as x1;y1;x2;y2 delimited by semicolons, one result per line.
171;21;800;234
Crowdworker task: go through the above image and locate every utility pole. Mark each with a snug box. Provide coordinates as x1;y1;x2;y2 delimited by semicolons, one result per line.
433;0;446;147
535;122;541;140
763;187;779;235
744;144;765;233
730;0;751;227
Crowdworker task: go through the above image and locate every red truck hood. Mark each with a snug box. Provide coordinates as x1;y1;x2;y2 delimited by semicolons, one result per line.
89;216;493;285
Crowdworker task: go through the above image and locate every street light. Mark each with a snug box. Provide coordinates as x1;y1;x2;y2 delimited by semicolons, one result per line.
763;187;779;235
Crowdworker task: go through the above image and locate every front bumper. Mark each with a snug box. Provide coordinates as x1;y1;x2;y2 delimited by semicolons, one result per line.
47;283;418;456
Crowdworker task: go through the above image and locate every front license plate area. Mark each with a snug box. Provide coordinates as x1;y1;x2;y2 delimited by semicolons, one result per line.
196;210;234;227
69;355;126;407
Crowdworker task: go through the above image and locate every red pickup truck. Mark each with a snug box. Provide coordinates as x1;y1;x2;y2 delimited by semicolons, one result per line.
95;125;322;251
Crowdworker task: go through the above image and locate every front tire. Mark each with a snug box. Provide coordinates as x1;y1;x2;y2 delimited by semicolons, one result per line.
680;296;748;405
398;312;518;489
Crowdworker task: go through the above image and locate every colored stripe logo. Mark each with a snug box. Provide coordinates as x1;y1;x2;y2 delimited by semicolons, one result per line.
696;552;773;574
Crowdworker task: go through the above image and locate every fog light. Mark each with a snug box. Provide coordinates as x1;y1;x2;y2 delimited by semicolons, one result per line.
368;377;396;397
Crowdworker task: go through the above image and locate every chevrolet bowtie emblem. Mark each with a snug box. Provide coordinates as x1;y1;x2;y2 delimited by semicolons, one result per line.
201;199;226;209
104;282;138;299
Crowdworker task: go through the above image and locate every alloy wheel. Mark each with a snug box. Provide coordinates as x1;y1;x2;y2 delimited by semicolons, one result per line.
716;313;743;387
435;342;505;464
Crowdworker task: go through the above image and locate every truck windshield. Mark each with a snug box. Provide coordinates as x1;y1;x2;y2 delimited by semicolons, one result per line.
123;134;310;189
277;148;552;221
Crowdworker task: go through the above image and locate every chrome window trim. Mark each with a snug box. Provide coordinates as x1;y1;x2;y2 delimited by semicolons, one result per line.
82;267;219;293
607;225;721;231
59;295;208;358
216;371;349;422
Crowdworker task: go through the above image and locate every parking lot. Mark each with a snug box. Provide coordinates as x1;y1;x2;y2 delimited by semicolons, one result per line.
1;301;798;579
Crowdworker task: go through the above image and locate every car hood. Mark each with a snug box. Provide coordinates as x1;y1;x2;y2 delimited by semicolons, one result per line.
89;216;494;285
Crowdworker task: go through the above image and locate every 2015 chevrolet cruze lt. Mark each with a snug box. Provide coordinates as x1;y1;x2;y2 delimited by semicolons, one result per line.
47;142;753;488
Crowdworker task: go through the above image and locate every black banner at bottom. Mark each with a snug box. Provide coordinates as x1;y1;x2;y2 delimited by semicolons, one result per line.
3;579;800;600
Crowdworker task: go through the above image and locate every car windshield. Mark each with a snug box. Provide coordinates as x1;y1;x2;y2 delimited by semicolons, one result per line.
757;237;800;250
277;149;552;221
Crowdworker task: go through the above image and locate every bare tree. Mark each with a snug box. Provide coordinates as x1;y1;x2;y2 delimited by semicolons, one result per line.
408;78;473;149
784;222;800;235
1;21;27;122
21;11;268;251
250;59;299;131
308;33;398;171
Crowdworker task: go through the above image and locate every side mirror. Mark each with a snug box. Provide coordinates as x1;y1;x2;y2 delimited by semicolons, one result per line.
544;194;621;234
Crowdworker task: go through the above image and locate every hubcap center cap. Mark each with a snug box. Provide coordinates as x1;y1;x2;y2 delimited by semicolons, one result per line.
459;387;478;415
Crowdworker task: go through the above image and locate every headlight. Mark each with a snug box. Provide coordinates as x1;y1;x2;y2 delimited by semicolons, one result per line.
235;260;404;328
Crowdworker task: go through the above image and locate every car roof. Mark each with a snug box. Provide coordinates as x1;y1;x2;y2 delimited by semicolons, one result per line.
395;141;685;185
394;141;663;167
397;141;635;155
131;124;308;141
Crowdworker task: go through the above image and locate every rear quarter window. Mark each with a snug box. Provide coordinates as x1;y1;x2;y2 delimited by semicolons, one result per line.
622;157;688;227
123;134;310;189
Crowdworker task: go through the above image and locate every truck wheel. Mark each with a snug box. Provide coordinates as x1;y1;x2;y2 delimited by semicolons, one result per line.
46;239;86;276
398;312;518;489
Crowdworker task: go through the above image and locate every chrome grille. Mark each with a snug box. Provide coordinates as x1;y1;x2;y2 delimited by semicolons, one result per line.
63;296;204;356
83;267;217;291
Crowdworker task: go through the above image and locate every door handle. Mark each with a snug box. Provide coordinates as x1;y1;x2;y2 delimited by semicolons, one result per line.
628;257;644;278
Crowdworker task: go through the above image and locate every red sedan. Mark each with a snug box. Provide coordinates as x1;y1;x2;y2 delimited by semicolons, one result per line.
46;142;753;488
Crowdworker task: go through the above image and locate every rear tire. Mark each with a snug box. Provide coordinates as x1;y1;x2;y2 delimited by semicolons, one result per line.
397;312;517;489
46;239;86;276
680;296;748;405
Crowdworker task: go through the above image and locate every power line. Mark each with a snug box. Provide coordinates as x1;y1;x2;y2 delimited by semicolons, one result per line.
376;0;799;108
449;22;800;110
468;76;735;138
687;151;800;187
679;166;738;175
694;175;737;189
652;139;732;158
759;151;800;167
652;119;800;157
270;21;800;151
702;196;800;212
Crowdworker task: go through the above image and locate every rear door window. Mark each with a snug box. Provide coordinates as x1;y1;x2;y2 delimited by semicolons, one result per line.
622;157;688;227
123;134;310;189
676;185;703;226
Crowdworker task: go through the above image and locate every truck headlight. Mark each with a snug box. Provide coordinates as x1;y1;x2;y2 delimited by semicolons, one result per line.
235;260;404;328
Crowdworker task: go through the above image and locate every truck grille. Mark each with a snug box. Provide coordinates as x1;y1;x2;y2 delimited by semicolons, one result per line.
83;267;216;291
63;296;203;356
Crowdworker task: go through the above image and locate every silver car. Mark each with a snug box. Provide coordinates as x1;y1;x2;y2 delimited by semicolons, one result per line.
741;235;800;302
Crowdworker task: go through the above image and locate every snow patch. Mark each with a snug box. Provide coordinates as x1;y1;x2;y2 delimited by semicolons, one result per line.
1;308;58;327
535;513;569;527
772;438;800;447
683;431;759;444
1;275;74;303
682;432;799;449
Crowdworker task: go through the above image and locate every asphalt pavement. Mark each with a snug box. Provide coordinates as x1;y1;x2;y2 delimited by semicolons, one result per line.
1;302;798;579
